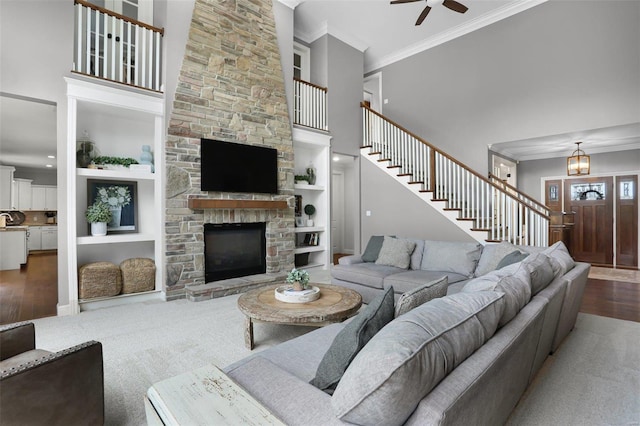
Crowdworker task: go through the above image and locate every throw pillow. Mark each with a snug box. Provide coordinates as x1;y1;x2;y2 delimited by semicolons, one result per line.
474;241;519;276
421;240;483;277
496;250;529;269
375;236;416;269
522;252;556;295
331;291;506;426
361;235;386;263
395;276;448;317
310;286;395;394
542;241;576;276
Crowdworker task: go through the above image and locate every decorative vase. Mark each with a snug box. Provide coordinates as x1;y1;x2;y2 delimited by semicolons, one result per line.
76;135;95;168
306;165;316;185
140;144;154;172
91;222;107;236
292;281;303;291
307;219;314;227
109;207;122;228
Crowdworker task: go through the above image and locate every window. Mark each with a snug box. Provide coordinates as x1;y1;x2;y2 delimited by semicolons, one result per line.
293;42;310;81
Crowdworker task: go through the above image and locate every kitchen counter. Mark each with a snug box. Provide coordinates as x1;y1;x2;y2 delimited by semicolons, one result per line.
0;226;28;232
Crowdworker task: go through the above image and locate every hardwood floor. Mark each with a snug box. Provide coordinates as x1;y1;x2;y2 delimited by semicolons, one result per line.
1;252;638;325
0;252;58;325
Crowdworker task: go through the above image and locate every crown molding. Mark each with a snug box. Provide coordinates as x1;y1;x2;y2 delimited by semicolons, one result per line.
365;0;548;73
275;0;302;9
295;20;369;52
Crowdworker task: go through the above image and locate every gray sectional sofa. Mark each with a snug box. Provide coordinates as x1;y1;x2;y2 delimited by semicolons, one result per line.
219;239;590;425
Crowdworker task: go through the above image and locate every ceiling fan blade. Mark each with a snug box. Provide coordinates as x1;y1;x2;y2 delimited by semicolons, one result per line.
390;0;422;4
415;5;432;25
443;0;468;13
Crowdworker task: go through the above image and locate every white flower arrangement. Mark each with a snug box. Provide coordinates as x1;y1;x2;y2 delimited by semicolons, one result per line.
286;268;310;287
96;185;131;209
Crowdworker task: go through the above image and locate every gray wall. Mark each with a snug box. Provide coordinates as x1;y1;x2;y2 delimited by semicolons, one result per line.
519;149;640;199
272;0;295;123
361;159;474;248
376;1;640;174
13;168;57;186
310;35;328;88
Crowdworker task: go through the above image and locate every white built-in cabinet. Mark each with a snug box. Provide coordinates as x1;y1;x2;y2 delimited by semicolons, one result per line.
31;185;57;210
0;166;15;210
293;127;331;270
12;178;32;210
65;78;164;313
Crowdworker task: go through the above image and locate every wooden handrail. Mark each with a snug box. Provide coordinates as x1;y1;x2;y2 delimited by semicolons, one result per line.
488;172;551;213
75;0;164;35
294;78;327;92
361;102;551;220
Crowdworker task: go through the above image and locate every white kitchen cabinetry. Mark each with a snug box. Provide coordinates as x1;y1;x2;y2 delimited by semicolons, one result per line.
41;226;58;250
293;128;331;270
66;78;164;312
0;166;15;210
0;228;27;270
28;226;42;251
12;178;32;210
31;185;57;211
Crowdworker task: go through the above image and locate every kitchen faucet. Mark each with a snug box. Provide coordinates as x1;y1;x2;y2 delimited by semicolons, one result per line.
0;212;12;228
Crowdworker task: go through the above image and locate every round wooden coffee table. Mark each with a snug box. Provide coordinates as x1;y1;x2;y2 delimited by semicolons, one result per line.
237;283;362;350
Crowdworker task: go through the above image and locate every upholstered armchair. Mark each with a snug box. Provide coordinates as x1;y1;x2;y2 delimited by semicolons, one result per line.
0;322;104;425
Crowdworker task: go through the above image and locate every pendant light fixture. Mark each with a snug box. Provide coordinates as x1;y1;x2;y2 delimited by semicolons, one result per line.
567;142;590;176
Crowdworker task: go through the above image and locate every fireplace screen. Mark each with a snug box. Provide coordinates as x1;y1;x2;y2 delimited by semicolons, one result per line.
204;222;266;282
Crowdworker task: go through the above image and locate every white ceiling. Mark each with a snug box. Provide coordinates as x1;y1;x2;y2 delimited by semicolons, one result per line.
0;94;57;170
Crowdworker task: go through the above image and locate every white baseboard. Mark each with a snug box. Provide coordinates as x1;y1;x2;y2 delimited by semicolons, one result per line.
57;302;80;316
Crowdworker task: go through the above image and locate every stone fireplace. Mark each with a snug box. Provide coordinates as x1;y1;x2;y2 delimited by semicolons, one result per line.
164;0;295;300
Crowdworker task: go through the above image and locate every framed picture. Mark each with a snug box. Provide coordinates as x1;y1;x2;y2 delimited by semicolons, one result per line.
87;179;138;234
295;216;305;227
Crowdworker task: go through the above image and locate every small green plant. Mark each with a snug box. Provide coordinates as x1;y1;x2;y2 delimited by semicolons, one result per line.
294;174;310;183
85;202;112;223
304;204;316;219
92;156;139;167
286;268;310;288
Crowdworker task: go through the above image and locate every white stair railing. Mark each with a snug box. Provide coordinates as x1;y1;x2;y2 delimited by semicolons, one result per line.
294;78;328;131
362;103;549;246
73;0;163;92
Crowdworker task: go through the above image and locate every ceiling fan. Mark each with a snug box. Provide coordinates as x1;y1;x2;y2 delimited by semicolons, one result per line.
391;0;469;26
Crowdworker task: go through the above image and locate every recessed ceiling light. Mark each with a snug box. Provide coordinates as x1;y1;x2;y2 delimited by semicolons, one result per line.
45;164;53;168
47;155;55;159
333;156;340;162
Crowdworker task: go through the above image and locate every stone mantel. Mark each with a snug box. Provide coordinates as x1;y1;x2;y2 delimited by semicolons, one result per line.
188;199;289;210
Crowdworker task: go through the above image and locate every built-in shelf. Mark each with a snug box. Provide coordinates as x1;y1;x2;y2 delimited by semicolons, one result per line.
77;233;156;245
77;168;156;180
294;245;326;254
188;199;289;210
294;226;325;233
294;183;325;191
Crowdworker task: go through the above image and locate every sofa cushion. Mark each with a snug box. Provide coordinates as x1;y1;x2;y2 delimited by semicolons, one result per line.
383;270;465;294
331;263;405;289
522;252;556;295
421;240;483;278
496;250;529;269
462;262;532;326
310;287;395;393
407;238;425;270
331;291;506;426
542;241;575;276
375;236;416;269
474;241;519;276
394;276;448;317
361;235;386;262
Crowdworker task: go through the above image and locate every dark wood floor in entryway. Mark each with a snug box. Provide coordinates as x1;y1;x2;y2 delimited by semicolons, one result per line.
1;252;638;325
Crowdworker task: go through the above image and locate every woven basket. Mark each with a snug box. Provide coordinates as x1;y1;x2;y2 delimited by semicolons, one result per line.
120;258;156;294
78;262;122;299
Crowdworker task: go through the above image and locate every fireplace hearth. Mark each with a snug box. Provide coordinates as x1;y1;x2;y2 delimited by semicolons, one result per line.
204;222;267;282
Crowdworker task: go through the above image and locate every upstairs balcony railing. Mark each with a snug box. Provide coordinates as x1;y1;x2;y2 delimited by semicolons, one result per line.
294;78;328;131
73;0;163;92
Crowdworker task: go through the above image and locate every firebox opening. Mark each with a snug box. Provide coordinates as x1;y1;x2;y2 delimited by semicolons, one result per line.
204;222;267;282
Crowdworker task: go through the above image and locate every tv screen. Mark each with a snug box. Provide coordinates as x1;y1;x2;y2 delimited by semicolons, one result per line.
201;139;278;194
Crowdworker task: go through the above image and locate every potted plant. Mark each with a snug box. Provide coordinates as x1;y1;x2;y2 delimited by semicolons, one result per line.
286;268;310;291
86;202;112;236
91;156;139;170
294;174;309;185
304;204;316;227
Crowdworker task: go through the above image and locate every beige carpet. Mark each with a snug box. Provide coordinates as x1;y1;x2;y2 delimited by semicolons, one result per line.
588;266;640;284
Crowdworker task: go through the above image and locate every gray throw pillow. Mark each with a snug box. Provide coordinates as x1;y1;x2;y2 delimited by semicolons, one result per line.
375;236;416;269
395;276;448;317
361;235;386;262
542;241;575;276
522;252;556;295
331;291;506;426
496;250;529;269
474;241;519;276
310;286;395;393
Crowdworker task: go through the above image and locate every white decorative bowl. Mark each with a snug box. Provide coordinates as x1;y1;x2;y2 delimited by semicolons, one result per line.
274;285;320;303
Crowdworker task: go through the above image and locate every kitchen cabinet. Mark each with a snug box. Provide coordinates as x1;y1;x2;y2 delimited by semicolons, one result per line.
31;185;57;210
0;228;27;270
28;226;42;251
12;178;32;210
41;226;58;250
0;166;15;210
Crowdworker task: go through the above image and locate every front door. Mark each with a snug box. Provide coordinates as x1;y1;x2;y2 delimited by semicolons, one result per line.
616;175;638;267
564;177;614;265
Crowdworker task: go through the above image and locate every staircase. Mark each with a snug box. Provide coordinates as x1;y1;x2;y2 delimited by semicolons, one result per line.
361;103;550;246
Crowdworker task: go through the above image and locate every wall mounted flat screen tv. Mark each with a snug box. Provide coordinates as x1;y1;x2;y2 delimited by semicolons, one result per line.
201;138;278;194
